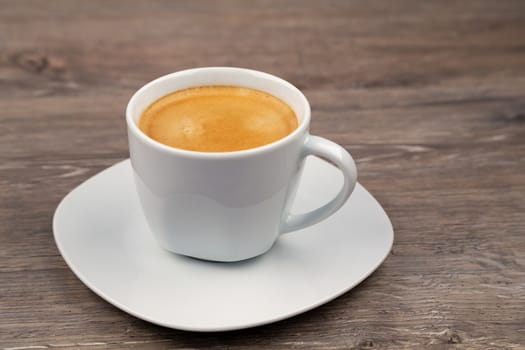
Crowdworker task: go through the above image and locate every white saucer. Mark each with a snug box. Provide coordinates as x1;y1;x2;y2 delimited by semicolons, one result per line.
53;157;393;332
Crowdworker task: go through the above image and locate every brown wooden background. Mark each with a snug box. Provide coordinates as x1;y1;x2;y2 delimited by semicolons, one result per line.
1;1;524;349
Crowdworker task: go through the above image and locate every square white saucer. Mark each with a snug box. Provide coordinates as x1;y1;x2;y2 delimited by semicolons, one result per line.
53;157;393;331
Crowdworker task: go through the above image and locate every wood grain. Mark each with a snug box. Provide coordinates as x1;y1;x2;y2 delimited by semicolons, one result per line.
1;0;524;349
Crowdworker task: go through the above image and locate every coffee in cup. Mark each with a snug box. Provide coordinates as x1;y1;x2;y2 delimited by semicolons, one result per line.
138;85;298;152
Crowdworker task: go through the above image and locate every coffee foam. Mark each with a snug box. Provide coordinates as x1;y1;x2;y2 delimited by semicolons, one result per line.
139;86;298;152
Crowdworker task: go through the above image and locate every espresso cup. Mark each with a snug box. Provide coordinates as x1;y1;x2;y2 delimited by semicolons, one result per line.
126;67;357;261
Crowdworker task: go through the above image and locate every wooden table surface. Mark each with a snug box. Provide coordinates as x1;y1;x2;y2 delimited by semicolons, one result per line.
1;1;524;349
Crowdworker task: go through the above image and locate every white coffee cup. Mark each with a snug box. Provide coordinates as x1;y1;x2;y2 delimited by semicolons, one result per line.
126;67;357;262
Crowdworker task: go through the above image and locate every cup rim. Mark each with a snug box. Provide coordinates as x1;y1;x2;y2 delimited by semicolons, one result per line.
126;67;311;159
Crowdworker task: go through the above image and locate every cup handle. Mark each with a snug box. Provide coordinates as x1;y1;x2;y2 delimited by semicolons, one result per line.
280;135;358;233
